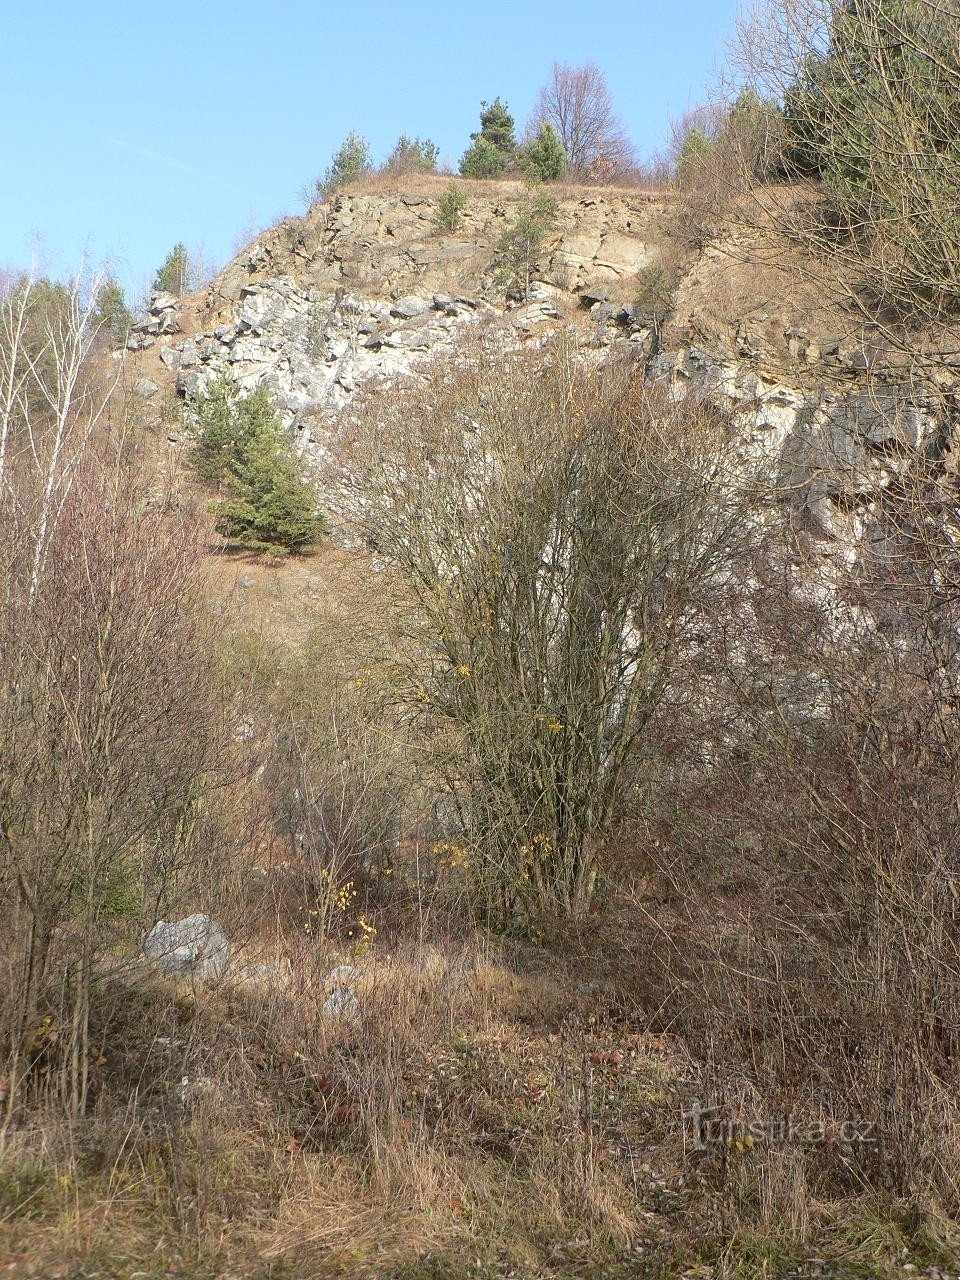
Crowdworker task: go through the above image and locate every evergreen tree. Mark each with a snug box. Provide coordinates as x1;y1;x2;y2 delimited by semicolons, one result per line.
459;135;507;178
192;376;271;480
383;135;439;174
675;127;713;188
437;182;468;230
192;377;323;554
213;424;321;554
496;190;558;299
477;97;517;153
153;242;190;296
316;131;373;199
459;97;517;177
93;277;132;345
521;122;568;181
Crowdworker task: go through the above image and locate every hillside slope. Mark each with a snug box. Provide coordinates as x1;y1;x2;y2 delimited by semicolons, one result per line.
118;176;958;579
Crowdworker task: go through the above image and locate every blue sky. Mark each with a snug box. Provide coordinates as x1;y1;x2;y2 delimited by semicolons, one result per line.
1;1;740;302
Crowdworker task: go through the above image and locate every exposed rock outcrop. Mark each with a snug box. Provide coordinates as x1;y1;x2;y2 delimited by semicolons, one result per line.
123;183;959;554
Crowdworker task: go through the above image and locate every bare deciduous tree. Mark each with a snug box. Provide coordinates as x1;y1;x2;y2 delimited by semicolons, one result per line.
529;62;634;182
0;272;236;1126
330;336;748;923
0;268;117;598
637;458;960;1205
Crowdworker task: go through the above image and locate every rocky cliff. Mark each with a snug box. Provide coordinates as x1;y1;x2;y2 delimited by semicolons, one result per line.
122;178;959;550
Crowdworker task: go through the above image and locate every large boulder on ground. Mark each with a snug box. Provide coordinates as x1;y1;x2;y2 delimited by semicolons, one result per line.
143;914;230;980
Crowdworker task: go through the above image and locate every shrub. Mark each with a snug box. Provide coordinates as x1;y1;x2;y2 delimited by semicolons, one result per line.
436;182;468;231
332;338;743;924
315;131;373;201
633;260;677;326
192;378;323;554
636;466;960;1211
383;135;439;175
0;428;228;1118
520;122;567;182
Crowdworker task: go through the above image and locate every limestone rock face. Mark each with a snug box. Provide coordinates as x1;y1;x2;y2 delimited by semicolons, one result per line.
136;182;958;565
174;277;488;446
199;189;664;323
648;344;952;544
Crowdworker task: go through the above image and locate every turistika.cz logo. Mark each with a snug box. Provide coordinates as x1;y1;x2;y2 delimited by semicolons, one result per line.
681;1101;876;1152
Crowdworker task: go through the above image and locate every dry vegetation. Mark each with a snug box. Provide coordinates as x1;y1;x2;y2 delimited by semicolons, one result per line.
4;9;960;1269
2;300;957;1275
318;168;668;207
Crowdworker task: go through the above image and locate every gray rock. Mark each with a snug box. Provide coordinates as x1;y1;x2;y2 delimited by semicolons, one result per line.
512;300;559;329
143;914;229;980
322;985;360;1020
158;347;180;370
579;286;610;308
847;390;929;450
177;368;200;397
125;332;154;351
133;377;158;398
325;963;359;987
239;961;283;988
150;290;180;314
391;295;428;319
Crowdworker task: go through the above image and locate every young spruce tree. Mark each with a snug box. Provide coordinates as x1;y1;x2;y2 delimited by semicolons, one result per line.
192;378;322;554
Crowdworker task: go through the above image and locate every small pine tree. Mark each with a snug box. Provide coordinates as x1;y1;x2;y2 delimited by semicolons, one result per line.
477;97;516;154
192;376;272;480
459;135;507;178
153;242;190;296
459;97;517;177
521;122;567;182
496;190;558;300
383;135;439;174
214;425;322;554
93;277;132;344
316;131;373;200
437;181;468;231
675;127;713;188
192;377;323;554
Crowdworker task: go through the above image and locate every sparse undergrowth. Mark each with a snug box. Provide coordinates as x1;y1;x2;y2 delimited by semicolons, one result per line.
0;941;683;1278
1;935;957;1279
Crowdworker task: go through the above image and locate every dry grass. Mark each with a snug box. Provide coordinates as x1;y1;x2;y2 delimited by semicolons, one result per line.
322;169;670;207
3;920;954;1279
0;935;695;1279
